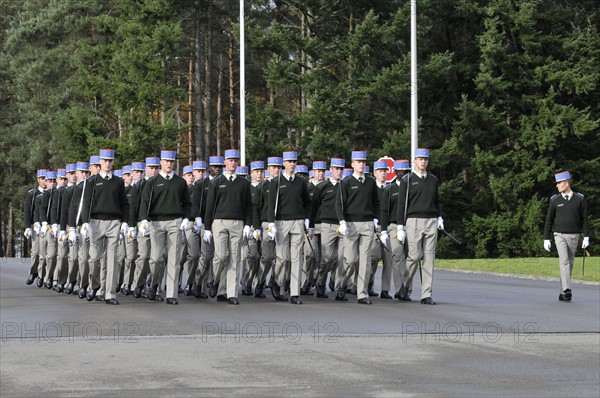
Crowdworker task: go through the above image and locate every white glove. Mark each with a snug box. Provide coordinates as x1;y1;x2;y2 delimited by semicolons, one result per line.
397;225;406;243
58;230;66;246
203;230;213;243
437;217;444;230
373;218;379;229
582;237;589;249
267;223;276;239
120;222;129;236
138;220;149;237
544;239;551;252
338;221;347;236
304;219;310;230
51;224;59;238
179;218;189;231
127;227;137;241
307;228;315;239
243;225;251;239
253;228;262;241
24;228;31;238
193;217;202;233
40;222;48;237
33;222;41;234
67;227;77;244
81;223;90;239
380;231;388;246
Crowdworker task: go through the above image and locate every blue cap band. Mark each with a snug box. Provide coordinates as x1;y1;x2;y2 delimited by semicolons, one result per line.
296;165;309;174
267;157;283;166
76;162;89;171
351;150;367;160
225;149;240;159
283;151;297;161
373;161;388;170
415;148;430;158
183;165;193;174
146;157;160;167
193;160;207;170
209;156;224;166
161;150;177;160
99;149;115;159
330;158;345;168
89;155;100;165
312;161;327;170
250;160;265;171
554;171;571;183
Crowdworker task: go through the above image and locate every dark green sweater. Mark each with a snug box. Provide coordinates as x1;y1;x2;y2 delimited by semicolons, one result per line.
268;175;311;222
81;174;129;222
140;174;191;221
335;175;381;223
310;180;340;226
396;172;441;225
204;174;253;230
544;192;589;239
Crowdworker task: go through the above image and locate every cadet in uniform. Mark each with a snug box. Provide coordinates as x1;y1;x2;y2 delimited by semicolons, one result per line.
543;171;590;302
50;168;68;291
39;171;57;289
369;161;392;298
203;150;252;304
241;161;264;296
267;151;311;304
80;149;129;305
335;150;380;305
184;160;207;296
60;163;80;294
380;159;412;301
131;158;159;298
395;148;443;305
139;150;191;304
179;164;199;295
309;158;345;298
252;157;282;298
24;169;47;285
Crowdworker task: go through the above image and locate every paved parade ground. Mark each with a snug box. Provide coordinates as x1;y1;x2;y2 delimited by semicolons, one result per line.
1;257;599;397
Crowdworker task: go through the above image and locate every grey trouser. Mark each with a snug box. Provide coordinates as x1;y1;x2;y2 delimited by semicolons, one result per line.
28;232;40;275
195;225;214;287
404;218;437;299
181;226;200;286
339;221;374;300
257;221;275;286
388;223;410;295
77;228;90;289
554;233;579;292
122;237;138;287
212;219;244;298
242;235;260;287
370;231;393;291
132;225;151;290
150;218;183;299
37;231;48;280
274;219;305;297
303;225;320;285
53;239;69;285
318;223;340;287
67;232;79;285
88;219;121;300
45;234;58;283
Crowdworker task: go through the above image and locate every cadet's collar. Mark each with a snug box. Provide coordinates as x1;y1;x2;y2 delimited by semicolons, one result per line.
37;187;45;192
159;171;174;179
282;172;294;181
377;182;386;189
352;173;364;182
330;178;339;186
99;171;113;179
224;172;237;181
563;189;573;200
414;170;427;179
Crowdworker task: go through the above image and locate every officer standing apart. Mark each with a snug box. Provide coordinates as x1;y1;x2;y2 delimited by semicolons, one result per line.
543;171;590;302
203;149;253;305
395;148;443;305
80;149;129;305
268;151;311;304
139;150;191;305
335;150;380;305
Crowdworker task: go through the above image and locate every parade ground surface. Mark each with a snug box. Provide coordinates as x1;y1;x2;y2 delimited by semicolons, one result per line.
1;257;599;397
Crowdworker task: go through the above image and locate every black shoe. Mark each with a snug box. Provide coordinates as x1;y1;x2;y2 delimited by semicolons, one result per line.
64;283;74;295
316;285;329;298
26;274;37;285
183;285;192;296
241;284;253;296
208;281;219;298
335;290;348;302
254;283;266;298
86;289;97;301
290;296;302;305
121;286;131;296
217;294;227;302
329;279;335;292
44;280;52;289
95;294;105;302
420;297;436;305
559;291;572;302
116;285;121;294
368;289;378;297
395;288;412;301
300;281;314;296
146;286;157;301
36;278;43;288
228;297;240;305
155;294;164;302
271;282;282;300
380;291;392;299
105;298;119;305
132;287;142;298
78;288;86;299
358;298;372;305
166;298;179;305
178;285;183;294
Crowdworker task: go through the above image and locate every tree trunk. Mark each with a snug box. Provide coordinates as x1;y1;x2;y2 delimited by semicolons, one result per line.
217;52;224;150
204;1;214;155
194;0;204;159
188;55;194;162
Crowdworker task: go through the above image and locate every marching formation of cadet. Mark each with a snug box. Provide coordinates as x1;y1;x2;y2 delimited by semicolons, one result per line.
22;147;591;305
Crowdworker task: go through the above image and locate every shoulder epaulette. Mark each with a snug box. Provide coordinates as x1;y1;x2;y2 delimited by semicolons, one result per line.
574;192;584;198
550;194;559;201
28;188;35;193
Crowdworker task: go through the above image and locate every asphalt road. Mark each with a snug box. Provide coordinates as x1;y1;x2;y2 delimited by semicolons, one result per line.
1;257;599;397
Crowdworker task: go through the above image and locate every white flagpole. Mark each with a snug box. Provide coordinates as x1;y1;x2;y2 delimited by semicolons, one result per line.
410;0;418;163
240;0;246;166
